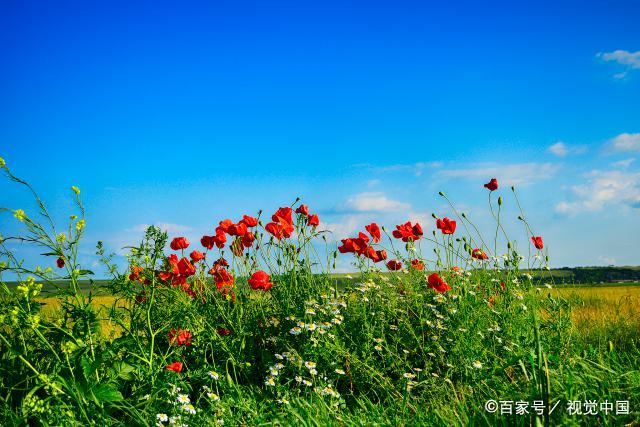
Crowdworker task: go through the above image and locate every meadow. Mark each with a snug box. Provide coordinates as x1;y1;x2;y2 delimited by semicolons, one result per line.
1;161;639;426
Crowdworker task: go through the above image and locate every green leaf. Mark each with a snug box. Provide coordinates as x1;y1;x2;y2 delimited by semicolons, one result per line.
92;383;123;402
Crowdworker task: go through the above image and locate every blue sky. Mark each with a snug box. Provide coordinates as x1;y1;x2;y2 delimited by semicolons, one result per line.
1;0;639;272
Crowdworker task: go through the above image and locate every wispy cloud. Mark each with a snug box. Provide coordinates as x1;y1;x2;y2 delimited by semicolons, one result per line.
126;222;193;233
597;50;640;79
438;162;560;186
607;133;640;153
547;141;587;157
359;161;443;176
613;158;635;169
555;170;640;214
337;192;411;213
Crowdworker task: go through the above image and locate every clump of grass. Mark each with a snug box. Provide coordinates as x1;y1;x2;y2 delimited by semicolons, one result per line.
0;158;638;425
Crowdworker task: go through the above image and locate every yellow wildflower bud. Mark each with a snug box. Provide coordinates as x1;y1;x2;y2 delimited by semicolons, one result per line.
70;215;77;220
44;266;52;273
56;233;67;243
0;157;5;168
13;209;26;222
71;186;80;195
76;219;85;232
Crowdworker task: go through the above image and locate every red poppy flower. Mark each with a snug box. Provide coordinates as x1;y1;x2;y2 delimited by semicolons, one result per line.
484;178;499;191
365;223;381;243
248;270;273;291
190;250;205;263
216;219;234;234
200;235;215;250
295;204;309;216
271;207;293;225
242;232;255;248
170;237;190;251
56;257;65;268
265;221;294;239
392;221;423;242
364;246;386;263
500;281;506;291
531;236;544;250
411;259;425;270
217;327;232;336
471;248;488;260
307;214;320;227
338;238;360;254
172;275;187;288
177;257;196;276
169;329;193;346
427;273;451;293
241;215;259;227
386;260;403;271
210;267;234;290
436;217;457;235
228;222;248;237
213;257;229;268
165;361;183;373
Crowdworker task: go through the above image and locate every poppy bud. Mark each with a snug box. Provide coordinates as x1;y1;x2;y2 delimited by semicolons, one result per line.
461;213;467;218
498;196;503;206
507;242;512;249
432;230;436;237
518;216;524;221
431;213;437;219
438;191;445;197
511;186;515;191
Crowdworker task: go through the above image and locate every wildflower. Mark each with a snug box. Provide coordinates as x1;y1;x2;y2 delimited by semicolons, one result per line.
374;345;382;351
190;250;205;262
302;379;312;387
277;398;290;405
182;404;196;414
295;376;303;383
76;219;85;232
56;258;65;268
208;371;220;380
165;361;183;373
217;327;232;336
472;361;483;369
176;394;190;404
365;223;381;243
471;248;488;260
13;209;26;222
531;236;544;250
403;373;416;379
168;329;193;346
0;157;5;168
335;369;345;375
248;270;273;291
436;217;457;234
265;377;276;386
170;237;190;251
484;178;499;191
265;207;294;239
411;259;424;270
305;308;316;315
427;273;451;293
207;392;220;401
71;186;80;195
304;361;317;370
295;204;310;216
307;214;320;227
157;413;169;423
386;259;403;271
240;214;258;228
290;327;302;335
392;221;423;242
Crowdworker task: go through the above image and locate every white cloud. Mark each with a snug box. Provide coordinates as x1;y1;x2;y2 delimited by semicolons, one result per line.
341;192;410;213
555;170;640;214
368;161;443;176
319;214;367;240
438;162;560;186
597;255;616;266
548;142;569;157
608;133;640;152
597;50;640;69
613;158;635;169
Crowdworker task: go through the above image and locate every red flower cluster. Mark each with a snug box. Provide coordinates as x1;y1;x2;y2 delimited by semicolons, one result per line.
427;273;451;293
248;270;273;291
386;259;402;271
168;329;192;346
436;217;456;235
392;221;423;242
338;223;387;263
294;204;321;227
411;259;425;270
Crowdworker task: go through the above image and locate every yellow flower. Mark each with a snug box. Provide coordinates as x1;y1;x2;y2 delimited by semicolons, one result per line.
71;186;80;195
76;219;85;232
13;209;26;222
56;233;67;243
0;157;5;168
